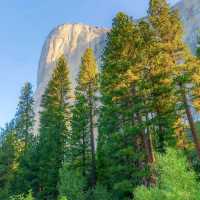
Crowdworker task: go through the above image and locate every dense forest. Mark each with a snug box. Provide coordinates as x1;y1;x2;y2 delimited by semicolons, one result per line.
2;0;200;199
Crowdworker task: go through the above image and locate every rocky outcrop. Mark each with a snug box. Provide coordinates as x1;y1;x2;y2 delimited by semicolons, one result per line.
174;0;200;53
37;24;108;88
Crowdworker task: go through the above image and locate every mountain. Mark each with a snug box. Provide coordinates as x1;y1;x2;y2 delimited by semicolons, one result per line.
174;0;200;52
34;0;200;129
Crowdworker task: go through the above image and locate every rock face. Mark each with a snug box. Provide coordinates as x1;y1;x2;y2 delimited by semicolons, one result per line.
34;0;200;130
174;0;200;53
37;24;108;88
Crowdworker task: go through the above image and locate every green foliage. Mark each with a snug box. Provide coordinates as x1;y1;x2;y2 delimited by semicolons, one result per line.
69;48;99;186
78;48;98;89
58;196;68;200
149;0;200;154
36;55;72;200
86;184;112;200
134;149;200;200
0;128;23;199
147;0;184;152
11;82;35;195
15;82;34;144
70;93;90;175
11;138;39;196
98;12;149;199
58;164;86;200
9;191;34;200
0;83;35;198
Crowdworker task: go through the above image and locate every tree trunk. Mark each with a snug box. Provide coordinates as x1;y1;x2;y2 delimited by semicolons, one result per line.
131;84;155;164
182;90;200;159
135;112;155;165
136;113;155;186
158;125;165;153
145;130;155;164
82;130;86;176
89;84;97;187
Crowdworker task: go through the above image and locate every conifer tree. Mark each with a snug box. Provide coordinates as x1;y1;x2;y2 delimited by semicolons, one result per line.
15;82;34;147
36;55;71;200
136;20;157;164
149;0;200;158
98;12;149;198
70;48;98;187
194;31;200;111
144;0;180;153
70;93;90;177
9;83;35;195
0;83;35;197
11;137;39;196
0;123;23;199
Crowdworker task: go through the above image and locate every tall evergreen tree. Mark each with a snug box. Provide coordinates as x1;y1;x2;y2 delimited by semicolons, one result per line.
0;81;35;197
0;122;23;199
70;93;90;177
36;55;72;200
149;0;200;158
194;31;200;112
15;82;34;147
98;13;150;199
11;138;39;196
136;20;157;164
9;83;35;195
70;48;98;187
144;0;180;153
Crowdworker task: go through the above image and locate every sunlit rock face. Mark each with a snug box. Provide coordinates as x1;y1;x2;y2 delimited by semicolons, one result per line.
37;24;108;89
34;24;108;132
174;0;200;53
34;0;200;131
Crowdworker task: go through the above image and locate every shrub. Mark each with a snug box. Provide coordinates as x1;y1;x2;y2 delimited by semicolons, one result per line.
9;190;34;200
58;164;86;200
86;184;112;200
134;149;200;200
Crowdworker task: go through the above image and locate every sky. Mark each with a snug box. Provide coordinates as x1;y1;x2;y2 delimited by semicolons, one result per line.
0;0;180;127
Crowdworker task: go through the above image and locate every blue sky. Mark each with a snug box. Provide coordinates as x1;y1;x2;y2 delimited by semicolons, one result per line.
0;0;180;127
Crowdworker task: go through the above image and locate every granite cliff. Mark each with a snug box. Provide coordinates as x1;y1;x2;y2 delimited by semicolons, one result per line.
174;0;200;52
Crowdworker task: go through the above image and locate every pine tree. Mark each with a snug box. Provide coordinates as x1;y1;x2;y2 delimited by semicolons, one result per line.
0;82;35;197
70;48;98;187
0;123;23;199
15;82;34;147
9;83;35;196
70;93;90;177
136;20;157;164
194;31;200;112
11;137;39;196
149;0;200;158
145;0;180;153
98;12;150;199
36;55;72;200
